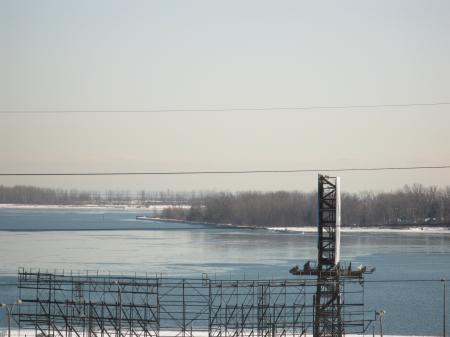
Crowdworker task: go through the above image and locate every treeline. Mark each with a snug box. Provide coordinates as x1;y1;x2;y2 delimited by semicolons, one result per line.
0;185;204;205
2;184;450;227
162;191;316;226
161;184;450;227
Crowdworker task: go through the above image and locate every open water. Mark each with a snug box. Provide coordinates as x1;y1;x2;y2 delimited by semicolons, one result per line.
0;208;449;335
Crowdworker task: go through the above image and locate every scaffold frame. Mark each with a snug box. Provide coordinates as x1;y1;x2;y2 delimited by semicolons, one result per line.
14;268;370;337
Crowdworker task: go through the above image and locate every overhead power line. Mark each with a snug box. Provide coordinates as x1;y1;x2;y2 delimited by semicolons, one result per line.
1;165;449;176
1;101;449;114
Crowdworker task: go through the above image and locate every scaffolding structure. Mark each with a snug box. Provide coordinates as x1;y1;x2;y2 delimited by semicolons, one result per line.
14;268;369;337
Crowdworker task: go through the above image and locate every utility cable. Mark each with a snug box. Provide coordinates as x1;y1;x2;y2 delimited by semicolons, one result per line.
1;101;449;114
0;165;450;176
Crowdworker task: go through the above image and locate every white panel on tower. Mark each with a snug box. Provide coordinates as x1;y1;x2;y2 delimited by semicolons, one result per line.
335;176;341;264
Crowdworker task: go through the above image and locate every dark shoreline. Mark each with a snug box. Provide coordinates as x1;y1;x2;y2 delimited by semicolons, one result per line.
136;216;450;230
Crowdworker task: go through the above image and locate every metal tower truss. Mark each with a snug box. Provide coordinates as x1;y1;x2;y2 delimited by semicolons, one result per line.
317;175;340;268
315;175;343;337
289;175;375;337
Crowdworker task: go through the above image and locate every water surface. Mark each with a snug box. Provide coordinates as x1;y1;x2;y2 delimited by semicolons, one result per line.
0;208;449;335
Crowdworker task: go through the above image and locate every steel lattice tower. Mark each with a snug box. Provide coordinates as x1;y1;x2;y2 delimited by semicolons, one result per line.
314;175;343;337
290;175;374;337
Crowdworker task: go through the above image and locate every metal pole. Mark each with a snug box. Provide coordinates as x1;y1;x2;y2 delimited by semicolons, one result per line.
443;279;447;337
118;286;122;337
8;307;11;337
114;281;122;337
1;302;20;337
375;310;385;337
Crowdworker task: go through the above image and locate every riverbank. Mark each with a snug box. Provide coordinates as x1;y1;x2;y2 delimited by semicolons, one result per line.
137;217;450;234
136;216;265;229
136;216;219;226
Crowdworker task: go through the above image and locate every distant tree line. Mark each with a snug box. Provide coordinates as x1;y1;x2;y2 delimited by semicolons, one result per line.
161;184;450;227
0;185;203;205
2;184;449;227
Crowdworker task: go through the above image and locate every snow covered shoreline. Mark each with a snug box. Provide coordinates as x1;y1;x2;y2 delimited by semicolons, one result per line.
137;217;450;234
1;205;448;234
0;203;190;211
267;226;450;234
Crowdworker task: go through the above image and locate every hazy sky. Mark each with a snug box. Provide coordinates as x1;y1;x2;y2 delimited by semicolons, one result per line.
1;0;450;192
